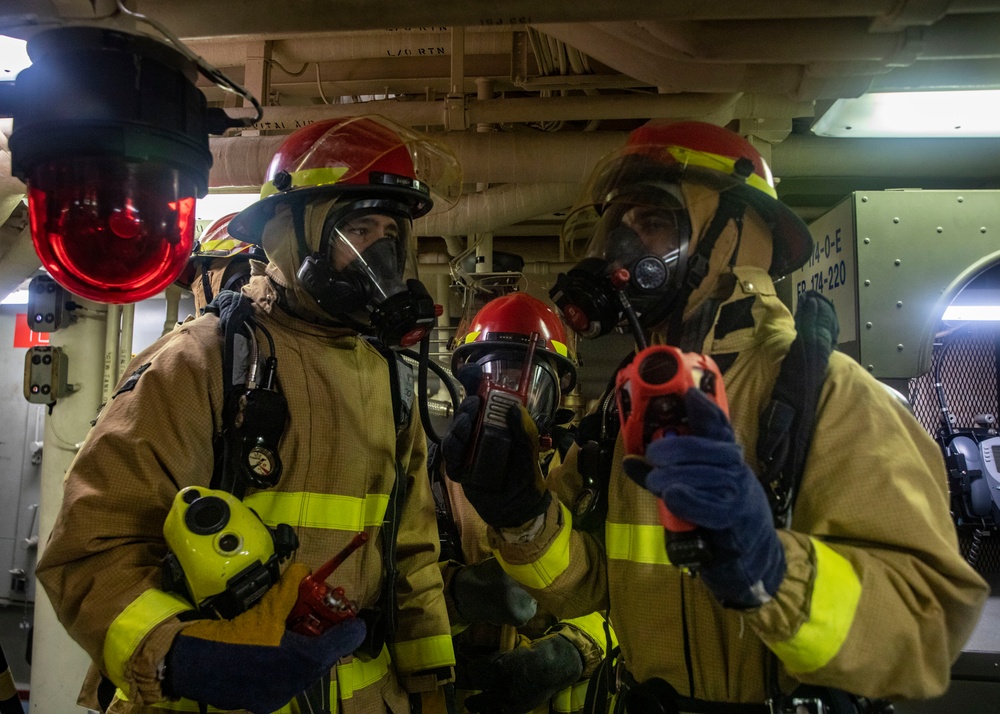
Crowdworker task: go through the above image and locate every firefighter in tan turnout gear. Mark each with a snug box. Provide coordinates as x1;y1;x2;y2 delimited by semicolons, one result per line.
441;121;989;713
441;292;615;714
36;115;463;714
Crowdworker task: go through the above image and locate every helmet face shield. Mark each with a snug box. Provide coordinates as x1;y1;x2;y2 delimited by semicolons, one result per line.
324;206;413;308
574;182;692;330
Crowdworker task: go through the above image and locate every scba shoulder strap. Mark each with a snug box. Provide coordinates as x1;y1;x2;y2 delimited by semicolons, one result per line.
756;290;838;528
204;290;287;499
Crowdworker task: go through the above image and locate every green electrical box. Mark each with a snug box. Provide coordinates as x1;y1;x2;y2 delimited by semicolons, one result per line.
788;190;1000;379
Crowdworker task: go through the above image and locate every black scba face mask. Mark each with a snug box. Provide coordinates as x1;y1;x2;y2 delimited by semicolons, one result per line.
296;203;437;346
551;196;691;339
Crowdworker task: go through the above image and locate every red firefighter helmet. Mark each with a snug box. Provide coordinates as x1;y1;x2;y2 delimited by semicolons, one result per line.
452;292;577;392
175;212;262;289
563;120;812;278
228;115;461;244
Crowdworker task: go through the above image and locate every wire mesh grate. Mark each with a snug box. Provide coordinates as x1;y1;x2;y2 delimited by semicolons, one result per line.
910;324;1000;573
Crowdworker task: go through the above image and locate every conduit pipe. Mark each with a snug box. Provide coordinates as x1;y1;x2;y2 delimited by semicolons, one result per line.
101;304;121;405
117;303;135;382
162;284;184;337
219;92;813;133
186;28;515;68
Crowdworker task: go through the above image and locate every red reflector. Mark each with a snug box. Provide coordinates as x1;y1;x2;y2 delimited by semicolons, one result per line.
562;304;590;333
27;157;197;303
400;326;430;347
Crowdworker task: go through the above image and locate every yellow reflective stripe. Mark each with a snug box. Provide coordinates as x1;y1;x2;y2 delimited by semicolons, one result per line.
552;680;590;713
550;339;568;357
666;146;777;199
198;238;253;256
104;590;194;695
605;521;670;565
245;491;389;531
495;502;573;589
560;612;617;656
260;167;350;199
333;645;392;701
769;538;861;674
463;331;481;344
390;634;455;673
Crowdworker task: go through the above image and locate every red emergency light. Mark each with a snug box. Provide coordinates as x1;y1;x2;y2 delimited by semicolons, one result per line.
2;25;244;303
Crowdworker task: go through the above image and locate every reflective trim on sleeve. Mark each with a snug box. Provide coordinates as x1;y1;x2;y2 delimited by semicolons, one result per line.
390;634;456;673
104;589;194;696
333;644;392;700
559;612;617;656
494;502;573;589
605;521;670;565
769;538;862;674
245;490;390;531
552;680;590;713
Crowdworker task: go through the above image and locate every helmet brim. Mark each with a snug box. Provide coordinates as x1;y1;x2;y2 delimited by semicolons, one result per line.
228;183;434;245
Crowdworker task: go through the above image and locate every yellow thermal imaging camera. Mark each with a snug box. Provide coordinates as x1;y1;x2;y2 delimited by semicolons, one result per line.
162;486;298;618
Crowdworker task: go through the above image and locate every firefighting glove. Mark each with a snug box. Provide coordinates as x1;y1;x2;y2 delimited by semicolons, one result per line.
622;388;786;609
460;633;584;714
451;557;538;626
163;563;367;714
441;364;552;529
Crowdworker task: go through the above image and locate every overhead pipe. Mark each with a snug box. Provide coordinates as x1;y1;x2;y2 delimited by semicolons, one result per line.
185;28;516;68
122;0;1000;40
209;128;1000;195
220;90;813;132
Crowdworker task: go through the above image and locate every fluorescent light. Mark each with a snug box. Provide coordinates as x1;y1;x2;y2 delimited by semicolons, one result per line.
943;305;1000;321
813;90;1000;138
196;192;260;222
0;35;30;81
1;288;29;305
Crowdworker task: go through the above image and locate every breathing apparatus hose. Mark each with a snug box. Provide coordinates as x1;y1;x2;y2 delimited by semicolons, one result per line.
403;334;461;446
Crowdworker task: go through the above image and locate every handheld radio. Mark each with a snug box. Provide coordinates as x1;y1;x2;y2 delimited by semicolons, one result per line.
286;532;369;637
616;345;729;571
462;332;542;489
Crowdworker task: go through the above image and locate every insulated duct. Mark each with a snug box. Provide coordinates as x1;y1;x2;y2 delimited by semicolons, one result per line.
414;183;580;237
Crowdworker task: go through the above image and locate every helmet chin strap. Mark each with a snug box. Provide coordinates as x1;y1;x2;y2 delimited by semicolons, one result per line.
666;190;746;349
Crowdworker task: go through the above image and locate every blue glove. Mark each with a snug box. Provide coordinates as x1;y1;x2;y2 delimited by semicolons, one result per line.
441;364;551;528
623;388;786;609
164;563;367;714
